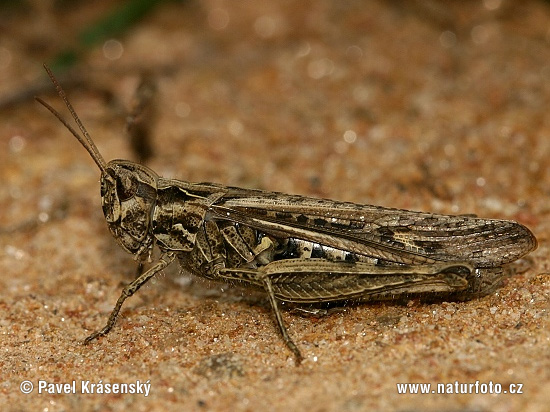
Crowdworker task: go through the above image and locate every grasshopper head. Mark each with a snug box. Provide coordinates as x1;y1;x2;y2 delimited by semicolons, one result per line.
36;65;160;257
102;160;159;255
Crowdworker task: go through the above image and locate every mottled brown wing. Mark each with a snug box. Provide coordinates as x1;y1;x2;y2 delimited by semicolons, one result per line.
207;189;536;267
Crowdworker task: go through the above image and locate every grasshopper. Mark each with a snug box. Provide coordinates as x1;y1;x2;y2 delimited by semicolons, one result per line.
36;65;537;363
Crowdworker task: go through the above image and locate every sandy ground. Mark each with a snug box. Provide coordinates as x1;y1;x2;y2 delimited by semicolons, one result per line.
0;1;549;411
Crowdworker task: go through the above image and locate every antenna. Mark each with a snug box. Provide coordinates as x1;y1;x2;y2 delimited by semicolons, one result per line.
35;64;108;174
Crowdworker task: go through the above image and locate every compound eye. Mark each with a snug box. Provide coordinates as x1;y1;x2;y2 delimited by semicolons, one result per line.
116;173;138;201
